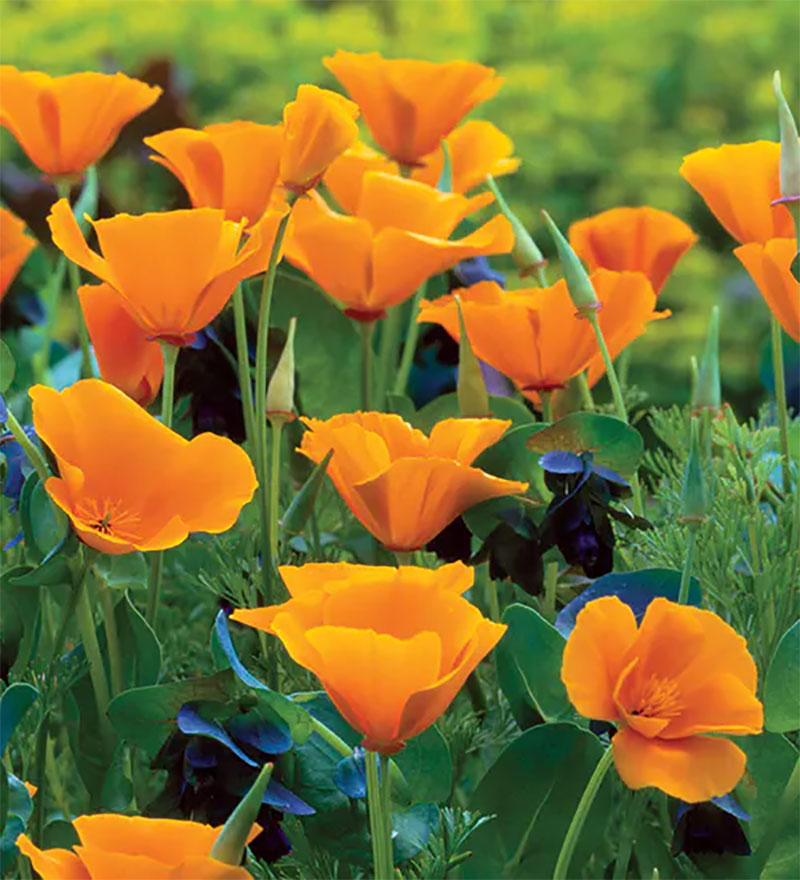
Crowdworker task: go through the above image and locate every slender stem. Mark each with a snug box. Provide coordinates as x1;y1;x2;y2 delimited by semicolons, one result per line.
75;567;113;741
587;312;627;422
617;346;633;391
752;755;799;876
553;746;615;880
677;526;697;604
770;315;792;494
1;406;52;488
540;390;553;423
394;550;413;566
375;307;402;409
48;582;81;671
360;321;375;411
268;420;284;562
232;284;257;458
576;372;595;411
481;565;500;623
366;750;392;880
613;788;648;879
97;577;124;696
543;561;558;620
379;752;393;874
32;254;67;382
393;282;427;396
31;711;49;845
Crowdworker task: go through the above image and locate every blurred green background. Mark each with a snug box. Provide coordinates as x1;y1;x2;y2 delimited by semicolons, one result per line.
1;0;797;413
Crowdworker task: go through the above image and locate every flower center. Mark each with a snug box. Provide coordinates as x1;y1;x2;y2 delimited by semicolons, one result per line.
75;498;142;542
630;674;684;719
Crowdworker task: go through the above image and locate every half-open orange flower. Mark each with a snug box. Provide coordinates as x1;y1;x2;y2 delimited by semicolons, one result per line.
48;199;286;343
679;141;795;244
418;272;668;401
0;66;161;178
323;51;502;167
285;171;512;321
78;283;164;406
568;206;697;294
145;121;284;226
30;379;257;554
562;597;762;802
734;238;800;341
232;562;506;754
1;206;36;300
17;814;258;879
299;412;526;550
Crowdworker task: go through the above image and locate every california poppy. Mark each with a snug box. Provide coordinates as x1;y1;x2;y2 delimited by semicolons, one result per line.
17;813;258;879
734;238;800;341
561;596;763;802
0;206;36;300
324;141;399;214
0;66;161;178
47;199;286;344
679;142;794;244
232;561;506;753
417;272;668;401
299;412;527;550
285;171;512;321
78;283;164;406
568;206;697;294
30;379;257;555
323;51;502;167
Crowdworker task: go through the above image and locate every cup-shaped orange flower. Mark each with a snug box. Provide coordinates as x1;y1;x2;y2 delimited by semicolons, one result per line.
561;596;763;802
324;141;400;214
679;141;795;244
17;813;256;879
418;272;668;400
145;121;284;226
0;66;161;178
78;283;164;406
48;199;287;343
30;379;257;555
232;562;506;754
734;238;800;341
323;51;502;167
1;206;36;300
285;171;512;320
299;412;526;550
568;206;697;294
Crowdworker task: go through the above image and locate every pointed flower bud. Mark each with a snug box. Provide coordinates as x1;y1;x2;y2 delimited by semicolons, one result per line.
773;71;800;202
485;175;547;277
692;306;721;413
455;295;490;417
281;449;333;534
266;317;296;422
540;210;599;312
209;762;273;866
680;419;707;524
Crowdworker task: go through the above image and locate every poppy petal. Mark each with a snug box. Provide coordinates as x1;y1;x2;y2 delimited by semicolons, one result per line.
734;239;800;341
16;835;90;880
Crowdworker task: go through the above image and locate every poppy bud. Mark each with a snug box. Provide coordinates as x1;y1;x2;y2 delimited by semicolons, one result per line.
540;210;599;312
485;175;547;278
280;448;333;534
210;762;273;866
455;295;490;417
773;71;800;203
680;419;707;524
266;318;296;422
692;306;721;413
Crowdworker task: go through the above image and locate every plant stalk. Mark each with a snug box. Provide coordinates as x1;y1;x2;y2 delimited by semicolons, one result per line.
677;526;697;605
375;307;402;409
770;315;792;494
268;420;284;562
232;284;257;459
365;750;392;880
393;282;427;396
613;788;648;879
360;321;375;411
75;567;113;741
540;390;553;423
576;372;595;411
97;578;124;696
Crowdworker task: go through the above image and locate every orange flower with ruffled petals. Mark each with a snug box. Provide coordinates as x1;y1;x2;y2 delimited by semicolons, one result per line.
285;170;511;321
324;51;502;167
299;412;526;550
17;813;259;879
679;142;794;244
1;206;36;300
561;596;763;802
47;199;286;344
418;272;668;401
324;141;399;214
30;379;257;555
734;238;800;341
78;283;164;406
0;66;161;178
569;206;697;294
232;562;506;754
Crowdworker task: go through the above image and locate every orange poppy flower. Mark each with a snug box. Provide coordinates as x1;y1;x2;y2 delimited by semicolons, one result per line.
232;561;506;754
145;121;285;226
679;141;795;244
0;206;36;300
299;412;526;550
0;66;161;178
568;206;697;294
285;171;512;321
17;813;258;879
418;272;668;400
323;51;502;167
30;379;257;555
561;596;763;802
48;199;286;344
734;238;800;341
78;283;164;406
324;141;400;214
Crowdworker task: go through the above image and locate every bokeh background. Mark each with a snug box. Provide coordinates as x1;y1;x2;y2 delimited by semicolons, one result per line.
2;0;798;414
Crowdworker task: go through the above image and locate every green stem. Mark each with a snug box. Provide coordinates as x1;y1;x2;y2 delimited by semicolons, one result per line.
75;567;113;741
32;254;67;382
393;282;427;396
553;746;615;880
375;307;402;409
232;284;257;459
31;711;49;846
677;526;697;604
770;315;792;494
587;312;627;422
96;577;124;696
543;561;558;620
617;346;633;391
394;550;413;566
576;372;595;411
268;420;283;562
613;788;648;879
481;565;500;623
1;406;52;488
380;752;393;874
752;755;799;876
360;321;375;411
366;750;392;880
540;390;553;423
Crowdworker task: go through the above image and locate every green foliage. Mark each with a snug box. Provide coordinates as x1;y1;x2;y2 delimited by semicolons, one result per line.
764;622;800;734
